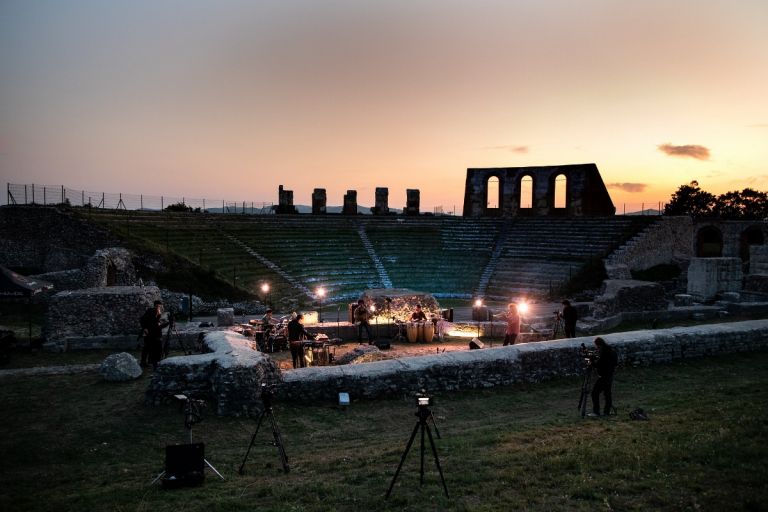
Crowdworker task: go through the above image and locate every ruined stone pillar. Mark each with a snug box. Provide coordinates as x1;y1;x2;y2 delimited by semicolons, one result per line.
343;190;358;215
276;185;298;214
312;188;327;214
404;189;420;216
373;187;389;215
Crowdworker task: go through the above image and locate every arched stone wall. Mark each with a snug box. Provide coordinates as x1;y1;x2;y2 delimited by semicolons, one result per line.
696;225;723;257
463;163;615;217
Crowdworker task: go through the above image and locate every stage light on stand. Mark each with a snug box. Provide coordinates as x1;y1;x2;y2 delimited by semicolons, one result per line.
261;283;270;309
370;304;378;338
316;287;326;323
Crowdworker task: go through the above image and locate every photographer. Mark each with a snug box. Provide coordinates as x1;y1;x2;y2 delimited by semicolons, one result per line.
140;300;169;369
588;337;618;417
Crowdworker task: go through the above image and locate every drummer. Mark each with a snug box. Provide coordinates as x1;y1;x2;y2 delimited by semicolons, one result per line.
261;309;277;337
410;304;428;322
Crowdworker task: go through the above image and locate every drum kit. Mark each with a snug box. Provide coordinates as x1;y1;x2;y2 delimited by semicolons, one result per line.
251;316;334;367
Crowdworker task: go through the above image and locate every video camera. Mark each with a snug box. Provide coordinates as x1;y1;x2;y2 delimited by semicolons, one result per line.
580;343;599;367
415;389;433;407
174;394;207;429
260;383;277;408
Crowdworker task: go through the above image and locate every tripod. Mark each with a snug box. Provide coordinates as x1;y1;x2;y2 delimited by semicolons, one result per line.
385;402;449;499
151;396;225;485
551;312;565;340
577;363;593;418
239;386;290;474
163;312;193;358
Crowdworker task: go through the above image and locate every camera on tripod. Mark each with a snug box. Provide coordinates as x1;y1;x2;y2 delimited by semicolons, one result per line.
174;394;207;429
580;342;599;367
415;389;432;407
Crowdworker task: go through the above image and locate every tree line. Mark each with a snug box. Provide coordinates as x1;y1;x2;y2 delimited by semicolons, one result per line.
664;181;768;220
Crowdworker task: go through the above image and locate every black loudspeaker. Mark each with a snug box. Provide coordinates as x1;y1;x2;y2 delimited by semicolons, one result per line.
162;443;205;488
441;308;454;322
469;339;484;350
374;340;391;350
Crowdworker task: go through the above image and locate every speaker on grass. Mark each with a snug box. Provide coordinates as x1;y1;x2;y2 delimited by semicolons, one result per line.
162;443;205;488
469;339;484;350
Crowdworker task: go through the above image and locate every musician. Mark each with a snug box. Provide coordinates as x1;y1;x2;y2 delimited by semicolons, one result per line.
410;304;427;322
561;300;577;338
287;313;315;369
353;299;374;344
496;302;520;346
261;308;277;337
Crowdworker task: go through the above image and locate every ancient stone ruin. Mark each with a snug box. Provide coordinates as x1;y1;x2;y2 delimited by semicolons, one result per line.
463;163;615;217
44;285;161;351
312;188;326;214
146;330;281;417
343;190;358;215
275;185;298;214
373;187;389;215
404;189;420;216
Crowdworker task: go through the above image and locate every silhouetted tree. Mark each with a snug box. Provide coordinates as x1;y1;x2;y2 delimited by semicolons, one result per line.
164;202;193;212
713;188;768;220
663;181;717;217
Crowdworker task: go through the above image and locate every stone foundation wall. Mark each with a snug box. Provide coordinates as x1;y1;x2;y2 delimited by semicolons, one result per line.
278;320;768;402
145;331;281;417
687;257;743;301
44;285;161;350
592;279;667;319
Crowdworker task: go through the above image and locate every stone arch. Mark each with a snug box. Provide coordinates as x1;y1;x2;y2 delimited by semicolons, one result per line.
739;225;765;263
519;174;534;211
106;262;118;286
484;174;503;215
696;225;723;257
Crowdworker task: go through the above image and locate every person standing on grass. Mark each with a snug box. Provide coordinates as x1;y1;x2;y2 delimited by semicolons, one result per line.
140;300;168;369
588;337;618;417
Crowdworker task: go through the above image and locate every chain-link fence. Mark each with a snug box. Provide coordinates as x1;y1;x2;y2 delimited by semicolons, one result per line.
5;183;274;214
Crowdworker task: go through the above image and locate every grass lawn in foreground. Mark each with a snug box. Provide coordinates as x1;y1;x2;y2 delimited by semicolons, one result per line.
1;351;767;511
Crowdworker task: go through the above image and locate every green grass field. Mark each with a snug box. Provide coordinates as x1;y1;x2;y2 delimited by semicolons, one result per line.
1;351;767;511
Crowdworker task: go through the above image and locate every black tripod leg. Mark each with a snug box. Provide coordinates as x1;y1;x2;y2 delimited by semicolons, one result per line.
425;424;449;498
385;421;421;500
429;412;441;439
238;411;266;475
268;411;290;473
419;422;425;485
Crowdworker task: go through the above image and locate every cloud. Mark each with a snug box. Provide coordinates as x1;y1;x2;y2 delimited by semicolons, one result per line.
484;145;529;154
607;182;647;193
739;174;768;186
657;143;710;160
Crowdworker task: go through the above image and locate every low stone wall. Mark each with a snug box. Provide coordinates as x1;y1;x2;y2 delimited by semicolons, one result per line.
277;320;768;402
145;331;281;417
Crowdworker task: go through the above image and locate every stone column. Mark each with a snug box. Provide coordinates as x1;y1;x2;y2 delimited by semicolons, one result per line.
404;189;420;216
276;185;298;214
343;190;358;215
312;188;327;214
373;187;389;215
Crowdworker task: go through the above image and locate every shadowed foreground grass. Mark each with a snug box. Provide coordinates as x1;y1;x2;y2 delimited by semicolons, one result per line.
1;352;767;511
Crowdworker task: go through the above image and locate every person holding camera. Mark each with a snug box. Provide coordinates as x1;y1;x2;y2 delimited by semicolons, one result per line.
140;300;168;369
561;300;577;338
588;337;618;417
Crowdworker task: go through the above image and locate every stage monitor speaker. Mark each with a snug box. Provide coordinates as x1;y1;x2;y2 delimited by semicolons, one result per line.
441;308;454;322
162;443;205;488
469;339;484;350
374;340;391;350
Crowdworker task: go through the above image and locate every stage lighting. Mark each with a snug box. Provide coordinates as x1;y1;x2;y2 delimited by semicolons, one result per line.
518;302;529;314
474;299;483;308
261;283;270;294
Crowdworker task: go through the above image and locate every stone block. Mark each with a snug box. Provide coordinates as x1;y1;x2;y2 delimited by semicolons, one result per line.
720;292;740;303
687;257;743;301
99;352;142;381
217;308;235;326
674;294;694;307
593;280;667;319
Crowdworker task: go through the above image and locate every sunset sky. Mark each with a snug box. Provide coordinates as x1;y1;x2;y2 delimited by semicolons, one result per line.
1;0;766;211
